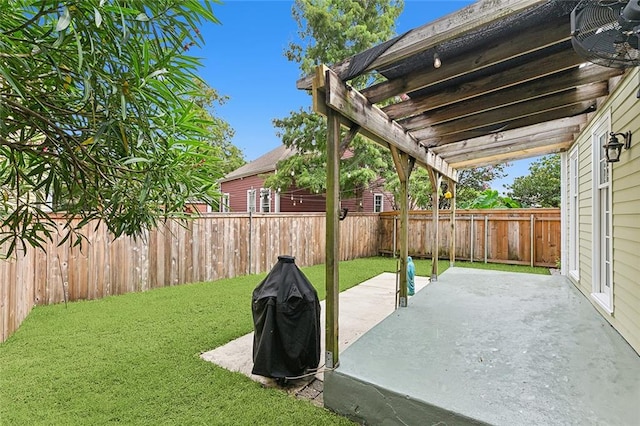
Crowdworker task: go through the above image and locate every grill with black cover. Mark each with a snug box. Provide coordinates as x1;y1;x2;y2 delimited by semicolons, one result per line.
251;255;321;379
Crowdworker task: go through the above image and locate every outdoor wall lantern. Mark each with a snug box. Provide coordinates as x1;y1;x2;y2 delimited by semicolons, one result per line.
604;131;632;162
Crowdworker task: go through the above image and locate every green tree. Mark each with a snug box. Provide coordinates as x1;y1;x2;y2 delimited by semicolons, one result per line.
505;155;561;207
383;164;507;210
265;0;402;211
0;1;224;256
192;80;244;175
459;189;520;209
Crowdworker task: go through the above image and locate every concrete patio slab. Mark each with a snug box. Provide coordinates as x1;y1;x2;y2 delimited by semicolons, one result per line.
200;272;429;386
324;267;640;425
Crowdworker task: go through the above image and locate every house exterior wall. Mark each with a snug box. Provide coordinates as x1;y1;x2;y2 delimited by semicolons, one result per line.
221;172;395;213
569;68;640;354
220;175;273;213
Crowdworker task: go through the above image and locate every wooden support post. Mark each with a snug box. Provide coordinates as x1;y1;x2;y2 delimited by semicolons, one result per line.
325;88;341;370
390;146;413;307
427;168;441;281
449;179;456;267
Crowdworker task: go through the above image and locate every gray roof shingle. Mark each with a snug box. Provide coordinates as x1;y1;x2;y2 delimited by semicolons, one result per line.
221;144;296;182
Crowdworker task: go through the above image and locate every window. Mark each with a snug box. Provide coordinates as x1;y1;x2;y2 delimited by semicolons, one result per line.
220;193;230;213
374;193;383;213
260;188;271;213
568;147;579;279
591;114;613;313
247;189;256;213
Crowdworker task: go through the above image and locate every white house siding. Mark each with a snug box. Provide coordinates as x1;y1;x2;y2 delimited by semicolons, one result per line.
577;126;593;296
610;67;640;353
570;68;640;354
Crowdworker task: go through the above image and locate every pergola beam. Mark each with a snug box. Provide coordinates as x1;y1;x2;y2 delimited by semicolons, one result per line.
382;49;586;120
410;82;608;140
427;102;595;147
431;115;587;156
364;14;570;104
321;67;457;182
297;0;549;91
398;65;621;130
450;141;572;169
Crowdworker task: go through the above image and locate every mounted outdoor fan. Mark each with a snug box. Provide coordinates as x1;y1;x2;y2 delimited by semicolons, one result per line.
571;0;640;68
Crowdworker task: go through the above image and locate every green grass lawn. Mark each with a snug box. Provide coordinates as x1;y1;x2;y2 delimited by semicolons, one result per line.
0;257;548;425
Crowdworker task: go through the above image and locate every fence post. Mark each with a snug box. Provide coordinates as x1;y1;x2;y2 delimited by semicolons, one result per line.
470;214;474;263
248;210;253;275
530;214;535;267
484;215;488;264
393;214;397;258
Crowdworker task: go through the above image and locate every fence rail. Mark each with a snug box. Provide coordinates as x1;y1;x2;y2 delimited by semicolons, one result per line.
1;209;560;342
0;213;380;342
379;209;561;267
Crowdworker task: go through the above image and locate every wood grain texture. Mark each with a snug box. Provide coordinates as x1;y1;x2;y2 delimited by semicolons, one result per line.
1;213;380;342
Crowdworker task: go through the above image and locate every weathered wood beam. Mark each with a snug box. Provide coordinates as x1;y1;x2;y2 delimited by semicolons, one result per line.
440;134;574;163
427;168;441;281
398;65;622;130
339;125;360;157
450;141;572;169
323;67;457;182
390;147;413;307
445;135;574;164
325;107;341;369
363;16;570;104
298;0;549;91
383;49;585;120
424;104;594;146
431;116;587;155
410;83;607;140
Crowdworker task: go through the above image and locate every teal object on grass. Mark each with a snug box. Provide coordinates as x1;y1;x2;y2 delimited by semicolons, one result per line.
407;256;415;296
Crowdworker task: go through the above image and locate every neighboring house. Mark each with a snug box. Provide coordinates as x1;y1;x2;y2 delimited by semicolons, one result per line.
561;67;640;353
219;144;394;213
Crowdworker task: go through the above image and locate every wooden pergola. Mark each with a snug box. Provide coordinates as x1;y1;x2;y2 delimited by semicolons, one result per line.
297;0;626;368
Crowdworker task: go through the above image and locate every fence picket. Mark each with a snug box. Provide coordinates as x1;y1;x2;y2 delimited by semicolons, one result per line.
1;209;559;342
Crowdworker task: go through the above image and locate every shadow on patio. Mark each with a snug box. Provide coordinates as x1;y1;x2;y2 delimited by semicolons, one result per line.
325;268;640;425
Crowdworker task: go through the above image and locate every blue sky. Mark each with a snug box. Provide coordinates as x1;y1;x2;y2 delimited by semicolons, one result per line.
193;0;536;191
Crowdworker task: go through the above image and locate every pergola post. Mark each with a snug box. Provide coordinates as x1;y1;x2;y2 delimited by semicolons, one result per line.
325;103;341;369
390;147;414;307
449;179;457;267
427;168;442;281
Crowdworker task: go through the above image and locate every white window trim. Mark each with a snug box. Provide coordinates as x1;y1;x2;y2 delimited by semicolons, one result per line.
590;112;613;314
374;193;384;213
247;189;256;213
259;188;271;213
220;193;230;213
567;147;580;280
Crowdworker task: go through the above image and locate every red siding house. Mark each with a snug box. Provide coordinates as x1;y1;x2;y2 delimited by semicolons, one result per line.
219;145;394;213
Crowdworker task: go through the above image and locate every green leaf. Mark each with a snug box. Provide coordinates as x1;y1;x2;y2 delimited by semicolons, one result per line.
121;93;126;121
56;7;71;32
94;8;103;28
122;157;151;165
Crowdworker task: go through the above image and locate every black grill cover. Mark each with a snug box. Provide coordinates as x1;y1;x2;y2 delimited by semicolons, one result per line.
251;255;320;378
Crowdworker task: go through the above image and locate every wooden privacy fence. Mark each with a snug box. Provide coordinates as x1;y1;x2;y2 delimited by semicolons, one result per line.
2;209;560;342
379;209;561;267
0;212;380;342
